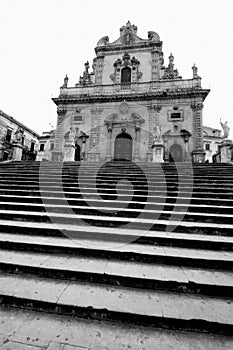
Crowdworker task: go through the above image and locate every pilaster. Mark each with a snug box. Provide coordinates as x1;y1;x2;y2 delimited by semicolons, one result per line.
52;106;67;161
191;102;203;151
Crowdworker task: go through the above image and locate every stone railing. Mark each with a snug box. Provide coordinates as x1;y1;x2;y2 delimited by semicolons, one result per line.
59;78;202;97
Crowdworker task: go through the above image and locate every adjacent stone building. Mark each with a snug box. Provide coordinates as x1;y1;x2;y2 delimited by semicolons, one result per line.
0;109;39;162
203;126;223;162
51;21;210;163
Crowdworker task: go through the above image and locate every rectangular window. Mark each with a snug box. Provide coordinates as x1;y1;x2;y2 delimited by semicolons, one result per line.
170;112;182;120
168;111;183;122
30;141;35;152
6;129;12;142
39;143;45;151
73;115;83;122
50;142;54;150
205;143;210;151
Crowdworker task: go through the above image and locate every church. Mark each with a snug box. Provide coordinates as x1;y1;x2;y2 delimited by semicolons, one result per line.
49;21;210;163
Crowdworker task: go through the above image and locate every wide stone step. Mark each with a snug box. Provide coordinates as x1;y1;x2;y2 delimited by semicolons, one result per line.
0;206;232;230
1;182;233;193
0;272;232;335
0;198;232;215
0;187;232;200
0;192;232;207
1;217;233;249
0;248;232;297
0;231;232;269
0;202;232;225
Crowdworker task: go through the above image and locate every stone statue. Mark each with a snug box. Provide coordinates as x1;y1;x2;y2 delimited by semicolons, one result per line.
14;127;24;143
153;125;163;143
192;64;198;78
69;125;76;143
220;118;230;138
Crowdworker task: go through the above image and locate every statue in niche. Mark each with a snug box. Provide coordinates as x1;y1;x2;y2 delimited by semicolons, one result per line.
153;125;163;143
220;118;230;138
69;125;76;144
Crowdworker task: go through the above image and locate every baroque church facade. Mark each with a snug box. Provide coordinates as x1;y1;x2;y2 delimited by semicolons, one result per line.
50;21;210;163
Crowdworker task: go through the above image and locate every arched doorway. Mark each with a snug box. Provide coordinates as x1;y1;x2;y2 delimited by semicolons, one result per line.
169;144;183;162
114;133;132;161
75;144;81;161
121;67;131;84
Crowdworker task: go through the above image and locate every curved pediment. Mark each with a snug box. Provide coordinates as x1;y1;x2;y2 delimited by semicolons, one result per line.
105;112;144;125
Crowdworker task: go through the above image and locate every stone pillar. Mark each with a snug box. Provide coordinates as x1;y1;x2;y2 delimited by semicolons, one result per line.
12;142;23;161
220;139;233;163
162;134;169;162
88;108;103;161
106;124;113;161
52;106;66;161
133;125;140;162
152;142;164;163
147;104;161;161
191;102;205;162
95;56;105;85
151;50;161;81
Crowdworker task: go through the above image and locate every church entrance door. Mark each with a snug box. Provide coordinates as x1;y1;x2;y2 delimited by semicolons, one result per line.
75;144;81;161
169;144;183;162
114;133;132;161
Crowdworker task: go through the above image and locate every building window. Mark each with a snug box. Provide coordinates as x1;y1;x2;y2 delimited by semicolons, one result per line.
6;129;12;142
205;143;210;151
73;115;83;122
21;137;25;146
30;141;35;152
39;143;45;151
50;142;54;150
121;67;131;83
168;111;183;122
170;112;182;120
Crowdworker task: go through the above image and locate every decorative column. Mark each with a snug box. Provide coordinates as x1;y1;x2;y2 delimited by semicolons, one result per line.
151;50;161;81
191;102;205;163
52;106;66;161
162;134;169;162
95;55;105;85
88;108;103;161
133;124;140;162
106;123;113;161
147;104;161;161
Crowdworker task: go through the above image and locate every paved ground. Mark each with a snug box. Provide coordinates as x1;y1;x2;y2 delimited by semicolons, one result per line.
0;306;232;350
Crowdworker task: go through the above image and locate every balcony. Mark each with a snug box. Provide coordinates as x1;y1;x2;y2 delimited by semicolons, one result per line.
59;78;203;98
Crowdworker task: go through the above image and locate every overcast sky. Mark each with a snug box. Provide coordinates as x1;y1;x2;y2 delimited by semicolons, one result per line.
0;0;233;136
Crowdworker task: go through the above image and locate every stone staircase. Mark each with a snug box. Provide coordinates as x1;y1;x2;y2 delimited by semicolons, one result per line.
0;161;232;339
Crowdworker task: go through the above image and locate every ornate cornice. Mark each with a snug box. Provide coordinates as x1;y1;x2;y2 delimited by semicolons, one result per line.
53;89;210;106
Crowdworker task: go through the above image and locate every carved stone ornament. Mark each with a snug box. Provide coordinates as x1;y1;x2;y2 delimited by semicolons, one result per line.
110;52;143;83
191;102;203;111
147;104;161;112
97;36;109;47
120;21;137;45
57;106;66;116
77;61;93;86
162;53;181;80
148;31;160;41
